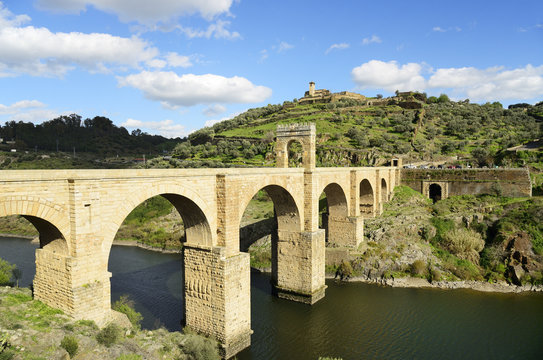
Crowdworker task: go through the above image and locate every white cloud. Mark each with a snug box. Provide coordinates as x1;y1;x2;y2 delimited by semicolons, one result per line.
432;26;462;33
352;60;543;102
259;49;269;63
122;118;187;138
428;65;543;101
118;71;272;108
362;35;381;45
165;52;192;68
325;43;349;55
0;4;159;77
176;20;240;40
203;104;226;117
36;0;234;24
204;110;242;127
0;99;71;123
276;41;294;53
0;2;30;28
351;60;426;92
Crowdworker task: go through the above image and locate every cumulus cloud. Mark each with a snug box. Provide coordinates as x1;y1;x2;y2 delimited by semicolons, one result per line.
352;60;543;102
121;118;187;138
36;0;234;24
0;99;71;123
362;35;381;45
351;60;426;92
325;43;349;54
203;104;226;117
428;65;543;101
0;4;159;77
165;52;192;68
118;71;272;108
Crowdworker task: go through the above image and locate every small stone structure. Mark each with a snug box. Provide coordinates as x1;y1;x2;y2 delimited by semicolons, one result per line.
401;168;532;199
0;124;400;358
299;82;366;104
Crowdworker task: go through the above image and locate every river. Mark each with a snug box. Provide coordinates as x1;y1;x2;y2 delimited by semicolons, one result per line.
1;236;543;359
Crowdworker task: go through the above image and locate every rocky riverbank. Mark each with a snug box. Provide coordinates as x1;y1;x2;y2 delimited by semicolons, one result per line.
325;273;543;293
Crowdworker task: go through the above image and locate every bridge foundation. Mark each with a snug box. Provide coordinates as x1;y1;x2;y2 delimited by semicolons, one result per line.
34;248;112;326
184;245;252;358
274;229;326;304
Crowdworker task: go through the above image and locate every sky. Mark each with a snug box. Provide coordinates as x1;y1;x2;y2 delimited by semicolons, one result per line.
0;0;542;138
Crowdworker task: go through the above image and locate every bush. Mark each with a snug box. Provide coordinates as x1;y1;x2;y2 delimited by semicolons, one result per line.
96;323;121;347
113;295;143;330
0;258;15;286
115;355;142;360
410;260;428;277
60;335;79;357
442;228;485;263
180;334;220;360
336;261;353;280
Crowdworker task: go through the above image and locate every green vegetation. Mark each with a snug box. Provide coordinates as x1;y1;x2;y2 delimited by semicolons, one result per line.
0;258;15;286
180;327;220;360
96;323;121;347
112;295;143;330
59;335;78;357
359;187;543;286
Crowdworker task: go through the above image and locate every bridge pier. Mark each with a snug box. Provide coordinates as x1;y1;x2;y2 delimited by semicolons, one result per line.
34;249;112;325
327;215;364;248
184;244;252;359
274;229;326;304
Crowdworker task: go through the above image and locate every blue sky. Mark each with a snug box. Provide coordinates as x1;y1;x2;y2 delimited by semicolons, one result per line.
0;0;542;138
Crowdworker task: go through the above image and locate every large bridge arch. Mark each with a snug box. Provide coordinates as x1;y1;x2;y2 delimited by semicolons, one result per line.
102;184;215;254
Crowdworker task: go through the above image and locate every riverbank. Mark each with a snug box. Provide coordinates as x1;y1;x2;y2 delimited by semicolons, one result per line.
112;240;182;254
325;273;543;293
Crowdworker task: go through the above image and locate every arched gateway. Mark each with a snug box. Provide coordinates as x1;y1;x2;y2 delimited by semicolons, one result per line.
0;125;401;358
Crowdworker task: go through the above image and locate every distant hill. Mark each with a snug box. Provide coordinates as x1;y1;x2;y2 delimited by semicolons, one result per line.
0;114;178;156
157;92;542;169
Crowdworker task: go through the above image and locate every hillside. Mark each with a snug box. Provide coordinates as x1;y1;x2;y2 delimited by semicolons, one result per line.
160;94;542;170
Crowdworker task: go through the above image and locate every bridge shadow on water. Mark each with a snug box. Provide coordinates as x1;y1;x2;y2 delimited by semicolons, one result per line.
109;245;185;331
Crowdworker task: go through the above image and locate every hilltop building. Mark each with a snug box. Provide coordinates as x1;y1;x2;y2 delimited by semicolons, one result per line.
299;82;366;104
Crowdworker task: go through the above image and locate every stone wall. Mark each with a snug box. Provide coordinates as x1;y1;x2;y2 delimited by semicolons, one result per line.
401;168;532;198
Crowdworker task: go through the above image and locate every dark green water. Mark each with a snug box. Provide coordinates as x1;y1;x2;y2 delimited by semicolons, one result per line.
2;237;543;359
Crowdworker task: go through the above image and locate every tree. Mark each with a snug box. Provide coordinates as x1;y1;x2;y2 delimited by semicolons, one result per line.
0;258;15;286
437;93;450;103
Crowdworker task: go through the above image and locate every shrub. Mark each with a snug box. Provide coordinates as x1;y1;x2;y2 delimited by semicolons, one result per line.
442;228;485;263
96;323;121;347
336;261;353;280
60;335;79;357
180;334;220;360
410;260;428;277
0;258;15;286
113;295;143;330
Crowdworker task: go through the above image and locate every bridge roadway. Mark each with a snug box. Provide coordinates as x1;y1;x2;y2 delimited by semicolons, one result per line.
0;124;400;357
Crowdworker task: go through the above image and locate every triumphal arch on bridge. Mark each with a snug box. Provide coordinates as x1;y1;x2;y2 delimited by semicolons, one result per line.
0;123;399;357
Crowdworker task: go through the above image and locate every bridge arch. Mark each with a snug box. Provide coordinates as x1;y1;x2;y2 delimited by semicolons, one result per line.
359;179;374;217
0;196;70;254
429;183;442;203
103;184;214;254
381;178;388;202
240;184;302;234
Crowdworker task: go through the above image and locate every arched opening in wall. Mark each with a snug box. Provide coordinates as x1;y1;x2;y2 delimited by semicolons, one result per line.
429;184;442;203
239;184;300;291
0;214;67;288
109;193;211;332
287;139;304;167
318;183;348;243
359;179;374;218
381;178;388;203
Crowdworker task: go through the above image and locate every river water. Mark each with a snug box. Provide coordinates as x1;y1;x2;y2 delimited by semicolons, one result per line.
2;236;543;359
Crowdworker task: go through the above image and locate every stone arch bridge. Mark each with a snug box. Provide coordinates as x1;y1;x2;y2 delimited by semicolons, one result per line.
0;124;400;357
